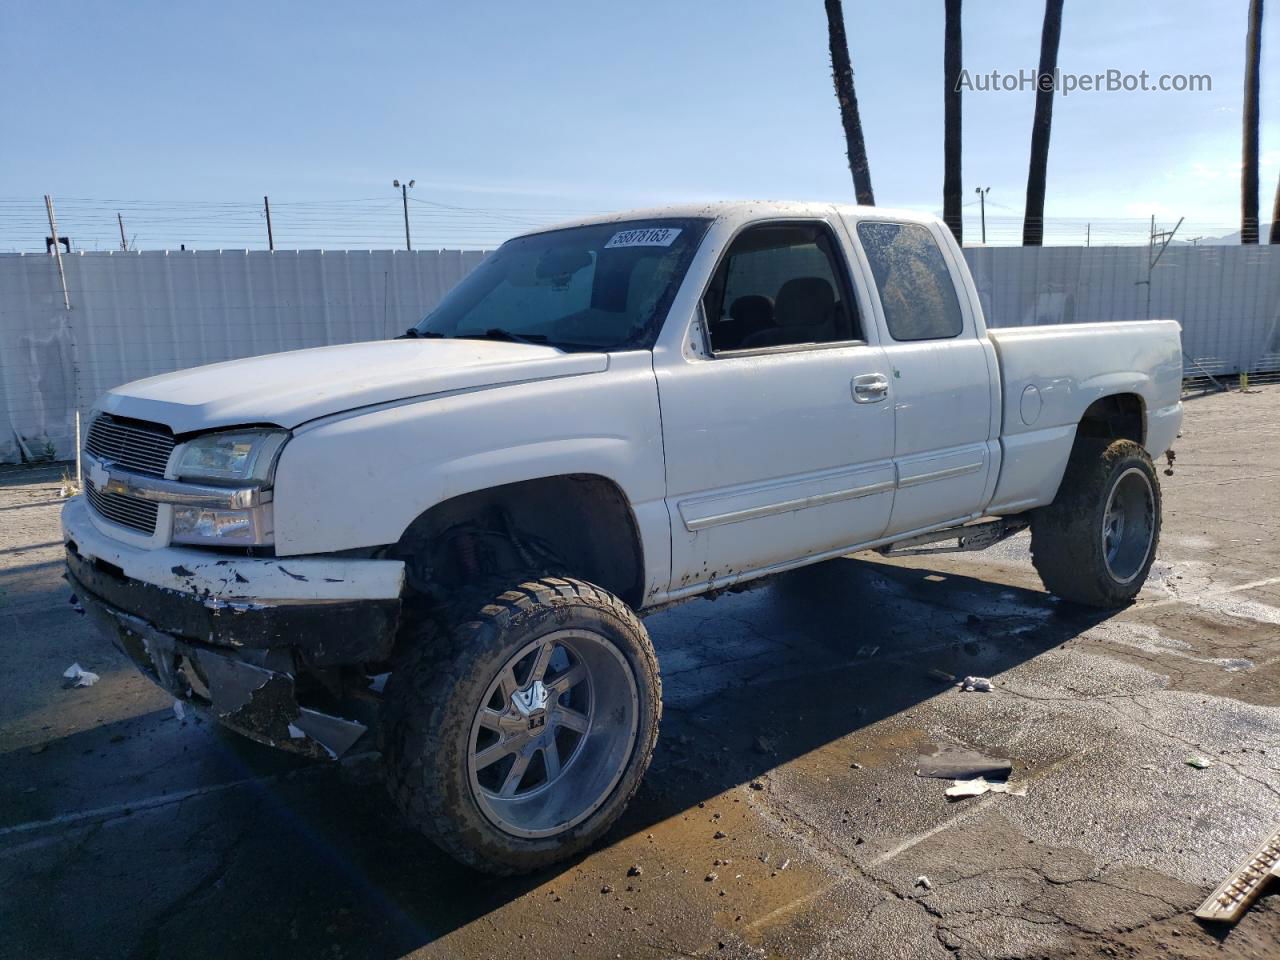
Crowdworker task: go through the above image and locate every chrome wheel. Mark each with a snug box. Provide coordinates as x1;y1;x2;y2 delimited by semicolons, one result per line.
467;629;639;839
1102;466;1155;584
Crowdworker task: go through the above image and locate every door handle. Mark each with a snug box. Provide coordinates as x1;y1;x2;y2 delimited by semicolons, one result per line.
852;374;889;403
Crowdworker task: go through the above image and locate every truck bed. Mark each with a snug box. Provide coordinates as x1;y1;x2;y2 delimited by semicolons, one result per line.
985;320;1184;515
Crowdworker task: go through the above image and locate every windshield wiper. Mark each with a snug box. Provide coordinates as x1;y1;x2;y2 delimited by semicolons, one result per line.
396;328;445;340
456;328;550;346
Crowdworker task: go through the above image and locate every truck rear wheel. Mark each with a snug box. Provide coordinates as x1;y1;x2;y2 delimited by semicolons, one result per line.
1030;438;1161;608
381;577;661;875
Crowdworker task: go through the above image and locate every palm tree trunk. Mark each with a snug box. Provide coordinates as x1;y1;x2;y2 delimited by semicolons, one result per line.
943;0;963;243
1270;172;1280;244
1242;0;1263;244
824;0;875;205
1022;0;1065;246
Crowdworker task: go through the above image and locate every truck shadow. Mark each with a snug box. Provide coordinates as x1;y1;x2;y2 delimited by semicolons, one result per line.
0;554;1112;959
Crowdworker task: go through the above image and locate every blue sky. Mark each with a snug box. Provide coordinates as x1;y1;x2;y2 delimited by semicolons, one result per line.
2;0;1277;248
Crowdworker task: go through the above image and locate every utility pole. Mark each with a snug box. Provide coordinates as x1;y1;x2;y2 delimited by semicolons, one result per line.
1138;215;1184;319
974;187;990;243
117;213;128;251
393;179;415;251
44;194;71;310
263;196;274;251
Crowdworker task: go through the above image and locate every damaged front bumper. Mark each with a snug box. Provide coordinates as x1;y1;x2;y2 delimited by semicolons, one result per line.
62;497;405;760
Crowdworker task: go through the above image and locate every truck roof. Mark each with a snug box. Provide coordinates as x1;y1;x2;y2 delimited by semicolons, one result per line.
516;200;944;241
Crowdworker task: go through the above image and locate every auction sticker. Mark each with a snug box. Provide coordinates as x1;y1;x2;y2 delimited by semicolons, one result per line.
605;227;682;248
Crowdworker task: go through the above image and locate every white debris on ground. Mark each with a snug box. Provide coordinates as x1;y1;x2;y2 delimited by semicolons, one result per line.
288;723;306;739
172;700;186;721
944;777;1028;799
62;663;99;688
959;676;994;692
915;875;933;890
1185;755;1214;769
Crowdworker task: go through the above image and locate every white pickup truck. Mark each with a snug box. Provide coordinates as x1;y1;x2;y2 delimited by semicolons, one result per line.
63;201;1182;873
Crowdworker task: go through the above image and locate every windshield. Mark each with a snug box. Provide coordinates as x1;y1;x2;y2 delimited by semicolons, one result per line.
413;218;711;351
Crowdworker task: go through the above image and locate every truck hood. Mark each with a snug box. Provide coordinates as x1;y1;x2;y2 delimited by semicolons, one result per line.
99;339;609;434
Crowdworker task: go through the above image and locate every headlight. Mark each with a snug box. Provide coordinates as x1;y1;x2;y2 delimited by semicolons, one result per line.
172;504;274;545
174;430;288;484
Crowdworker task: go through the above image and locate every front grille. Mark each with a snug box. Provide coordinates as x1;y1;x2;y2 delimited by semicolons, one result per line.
85;413;175;478
83;413;173;535
85;476;160;534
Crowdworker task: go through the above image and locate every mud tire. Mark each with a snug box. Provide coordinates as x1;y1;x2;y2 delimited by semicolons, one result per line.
380;576;661;875
1030;438;1161;608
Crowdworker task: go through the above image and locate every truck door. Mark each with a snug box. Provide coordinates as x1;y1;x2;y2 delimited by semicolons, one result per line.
849;219;995;534
656;219;896;593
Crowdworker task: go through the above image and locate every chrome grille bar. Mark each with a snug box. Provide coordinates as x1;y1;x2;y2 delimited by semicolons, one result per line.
85;413;175;478
85;476;160;534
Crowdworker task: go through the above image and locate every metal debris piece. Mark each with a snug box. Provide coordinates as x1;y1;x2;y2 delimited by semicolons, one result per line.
917;745;1013;781
62;663;99;688
959;676;994;692
1185;755;1214;769
1195;827;1280;924
915;875;933;890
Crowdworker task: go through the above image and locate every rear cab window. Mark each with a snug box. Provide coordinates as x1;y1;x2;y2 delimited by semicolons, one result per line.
856;222;964;342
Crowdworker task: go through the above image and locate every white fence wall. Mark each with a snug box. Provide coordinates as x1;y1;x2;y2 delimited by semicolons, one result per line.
963;244;1280;377
0;249;487;463
2;244;1278;464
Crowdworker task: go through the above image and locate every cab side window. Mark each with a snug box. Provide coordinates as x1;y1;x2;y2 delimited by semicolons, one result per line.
856;222;964;341
703;222;861;353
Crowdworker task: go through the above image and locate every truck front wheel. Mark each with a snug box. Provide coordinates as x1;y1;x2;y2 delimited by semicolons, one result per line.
381;577;661;874
1030;438;1162;608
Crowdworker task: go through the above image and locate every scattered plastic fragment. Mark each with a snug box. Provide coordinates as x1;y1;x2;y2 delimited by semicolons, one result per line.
778;859;790;871
944;777;1027;799
62;663;99;688
959;676;994;692
1185;756;1214;769
172;700;186;721
856;644;880;658
1195;826;1280;923
927;668;956;683
288;723;306;739
945;778;991;798
915;875;933;890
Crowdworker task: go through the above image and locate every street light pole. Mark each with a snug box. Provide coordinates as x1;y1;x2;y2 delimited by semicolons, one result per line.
393;179;415;251
975;187;990;244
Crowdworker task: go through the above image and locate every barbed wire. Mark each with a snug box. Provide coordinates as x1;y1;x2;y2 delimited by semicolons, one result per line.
0;195;1248;252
